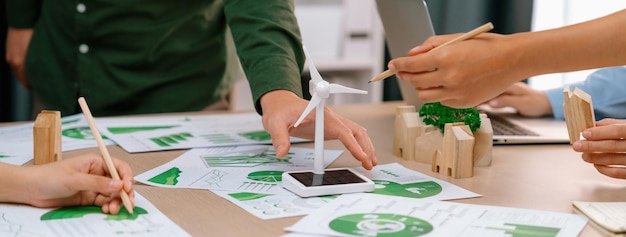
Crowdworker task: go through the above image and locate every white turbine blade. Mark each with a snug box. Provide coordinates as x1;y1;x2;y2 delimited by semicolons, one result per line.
303;46;324;84
294;94;322;127
329;83;368;95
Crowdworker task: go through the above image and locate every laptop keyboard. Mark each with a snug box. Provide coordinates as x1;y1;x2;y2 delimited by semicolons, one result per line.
485;112;540;136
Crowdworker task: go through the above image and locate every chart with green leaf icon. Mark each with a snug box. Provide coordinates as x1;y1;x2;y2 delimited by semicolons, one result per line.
329;213;433;237
372;180;442;198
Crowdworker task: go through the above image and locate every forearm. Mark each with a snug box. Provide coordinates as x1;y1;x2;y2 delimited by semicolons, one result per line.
544;67;626;120
510;9;626;78
0;163;31;204
224;0;304;114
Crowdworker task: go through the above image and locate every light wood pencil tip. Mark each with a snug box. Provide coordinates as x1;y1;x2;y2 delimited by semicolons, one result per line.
369;70;395;83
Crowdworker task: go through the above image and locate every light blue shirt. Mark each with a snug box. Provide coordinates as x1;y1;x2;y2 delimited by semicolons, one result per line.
545;66;626;120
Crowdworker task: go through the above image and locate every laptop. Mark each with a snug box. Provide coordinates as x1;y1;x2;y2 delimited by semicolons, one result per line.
375;0;570;144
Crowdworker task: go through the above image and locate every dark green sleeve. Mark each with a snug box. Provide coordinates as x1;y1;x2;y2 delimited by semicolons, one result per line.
224;0;305;115
6;0;42;28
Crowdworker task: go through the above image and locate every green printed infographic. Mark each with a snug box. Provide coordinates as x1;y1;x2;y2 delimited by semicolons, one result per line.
203;150;293;167
151;132;193;147
92;112;310;153
287;193;586;237
62;127;101;140
41;206;147;221
148;167;182;185
372;180;442;198
329;213;433;237
0;193;191;236
228;192;274;201
199;133;238;144
219;191;337;220
107;125;180;134
247;170;283;182
484;223;560;237
61;118;80;125
238;130;272;141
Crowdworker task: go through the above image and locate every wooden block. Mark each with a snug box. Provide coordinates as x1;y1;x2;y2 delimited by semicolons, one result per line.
414;129;442;164
432;150;442;173
33;110;62;165
393;105;416;158
563;86;595;144
473;114;493;167
433;123;475;178
448;125;475;178
563;87;577;143
397;112;421;160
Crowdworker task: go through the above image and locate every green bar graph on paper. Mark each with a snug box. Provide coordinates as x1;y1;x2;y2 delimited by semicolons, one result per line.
239;130;271;141
200;134;238;144
486;223;560;237
203;150;293;167
150;133;193;147
107;125;179;134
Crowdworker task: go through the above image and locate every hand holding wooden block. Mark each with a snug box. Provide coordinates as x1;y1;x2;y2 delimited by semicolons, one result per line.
563;86;595;144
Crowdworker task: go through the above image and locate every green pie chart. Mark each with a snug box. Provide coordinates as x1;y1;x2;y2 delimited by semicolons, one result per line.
62;127;96;140
329;213;433;236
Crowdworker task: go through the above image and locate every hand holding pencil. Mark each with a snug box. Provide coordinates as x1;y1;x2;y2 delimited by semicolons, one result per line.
370;22;494;83
78;97;135;214
376;22;538;109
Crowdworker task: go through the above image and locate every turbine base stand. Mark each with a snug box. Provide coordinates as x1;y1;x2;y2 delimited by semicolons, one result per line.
282;168;375;197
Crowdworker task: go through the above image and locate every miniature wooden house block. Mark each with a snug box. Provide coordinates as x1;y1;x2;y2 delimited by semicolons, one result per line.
563;86;595;144
432;123;475;179
414;128;443;164
473;114;493;167
393;105;493;178
393;105;418;160
33;110;62;165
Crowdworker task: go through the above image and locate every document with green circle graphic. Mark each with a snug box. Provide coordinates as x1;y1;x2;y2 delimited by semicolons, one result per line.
0;114;114;166
134;145;342;195
208;163;480;220
286;193;587;237
0;193;190;237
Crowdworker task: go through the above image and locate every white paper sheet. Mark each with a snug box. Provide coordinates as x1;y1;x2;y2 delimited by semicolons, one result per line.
286;193;588;237
0;114;114;165
208;163;480;220
135;145;342;195
95;112;308;153
0;193;190;237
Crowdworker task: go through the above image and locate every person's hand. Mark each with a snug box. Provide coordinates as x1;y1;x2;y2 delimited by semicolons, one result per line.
21;153;134;214
573;119;626;179
388;33;526;108
5;27;33;90
260;90;377;170
483;82;553;117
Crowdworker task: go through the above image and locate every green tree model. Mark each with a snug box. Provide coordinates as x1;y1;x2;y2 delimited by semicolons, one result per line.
418;102;481;133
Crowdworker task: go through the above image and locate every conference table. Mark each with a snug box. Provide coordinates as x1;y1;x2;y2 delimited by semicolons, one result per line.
38;102;626;236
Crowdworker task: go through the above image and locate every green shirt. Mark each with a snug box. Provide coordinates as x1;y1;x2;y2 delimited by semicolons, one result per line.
7;0;304;116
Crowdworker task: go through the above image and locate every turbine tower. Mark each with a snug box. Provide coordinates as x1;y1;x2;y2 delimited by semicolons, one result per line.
281;46;375;197
294;46;367;174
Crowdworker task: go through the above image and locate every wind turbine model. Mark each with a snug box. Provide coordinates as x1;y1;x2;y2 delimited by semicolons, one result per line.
281;46;375;197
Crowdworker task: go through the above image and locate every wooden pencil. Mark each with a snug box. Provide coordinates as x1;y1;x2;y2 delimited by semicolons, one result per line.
77;97;134;214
